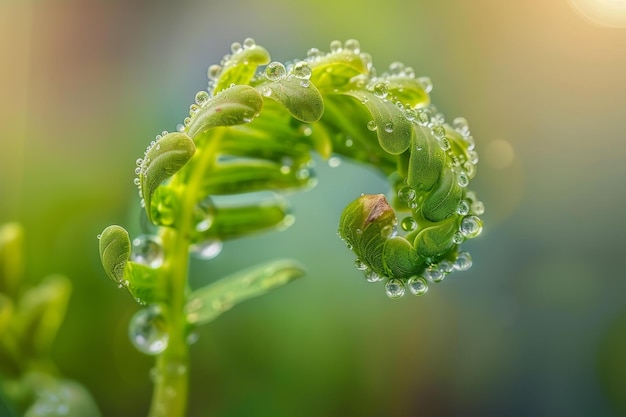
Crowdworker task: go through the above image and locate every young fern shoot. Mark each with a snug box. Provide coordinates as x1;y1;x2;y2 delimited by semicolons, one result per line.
98;38;484;417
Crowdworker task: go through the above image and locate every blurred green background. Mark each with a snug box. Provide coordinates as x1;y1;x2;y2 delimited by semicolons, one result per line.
1;0;626;416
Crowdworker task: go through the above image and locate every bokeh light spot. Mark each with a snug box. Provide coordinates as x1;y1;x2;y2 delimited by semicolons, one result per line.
569;0;626;28
485;139;515;170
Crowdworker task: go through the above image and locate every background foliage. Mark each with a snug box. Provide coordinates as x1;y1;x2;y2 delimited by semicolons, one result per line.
1;0;626;416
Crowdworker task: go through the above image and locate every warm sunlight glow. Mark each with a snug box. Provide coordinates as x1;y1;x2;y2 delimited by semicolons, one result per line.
569;0;626;27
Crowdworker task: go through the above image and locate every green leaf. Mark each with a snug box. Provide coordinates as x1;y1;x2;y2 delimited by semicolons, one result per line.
413;218;456;258
0;222;24;297
421;171;463;222
381;236;422;279
24;377;101;417
186;85;264;138
98;225;131;284
0;293;13;336
338;194;397;275
16;275;71;357
186;260;305;326
407;125;445;191
386;77;430;108
192;194;293;243
139;132;196;223
123;262;166;305
260;77;324;123
342;90;413;155
309;51;370;92
201;159;315;195
213;43;271;94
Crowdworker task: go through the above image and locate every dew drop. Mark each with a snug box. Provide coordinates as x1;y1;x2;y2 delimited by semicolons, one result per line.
407;276;428;296
131;235;164;268
424;266;445;283
418;76;433;93
380;224;396;238
438;138;451;151
460;215;483;238
416;110;429;126
134;178;140;186
129;304;169;355
398;186;416;202
230;41;242;54
307;48;322;60
373;82;388;99
471;200;485;215
457;173;469;188
385;279;405;299
344;39;361;54
191;239;223;260
243;37;256;49
328;156;342;168
384;122;394;133
367;120;378;131
355;258;368;271
439;260;454;274
134;167;142;175
404;108;417;121
195;90;210;106
457;200;470;215
261;86;272;97
365;269;383;283
136;158;144;166
265;62;286;81
330;40;342;53
453;251;473;271
292;61;312;80
452;231;465;244
388;61;405;75
207;64;222;80
401;216;417;232
432;125;446;139
192;197;215;232
183;117;191;126
96;233;102;240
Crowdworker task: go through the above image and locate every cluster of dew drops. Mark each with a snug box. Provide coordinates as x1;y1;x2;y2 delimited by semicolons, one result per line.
302;40;486;299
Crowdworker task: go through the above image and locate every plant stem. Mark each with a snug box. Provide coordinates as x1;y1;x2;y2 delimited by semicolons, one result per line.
149;227;190;417
148;128;223;417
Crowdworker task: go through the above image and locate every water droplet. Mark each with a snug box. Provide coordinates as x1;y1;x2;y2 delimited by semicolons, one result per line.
265;62;286;81
457;200;470;215
457;173;469;187
453;117;470;136
452;231;465;244
418;76;433;93
131;235;164;268
96;233;102;240
330;40;342;53
407;276;428;296
193;197;215;232
385;279;405;299
424;266;445;283
190;239;223;260
344;39;361;54
230;42;242;54
307;48;322;60
416;110;429;126
243;37;256;49
439;260;454;273
384;121;394;133
460;216;483;238
189;104;200;116
134;167;142;175
471;200;485;215
401;216;417;232
136;158;144;166
207;64;222;80
345;138;354;147
432;125;446;139
404;108;417;121
328;156;342;168
183;117;191;126
453;251;473;271
195;90;210;106
300;80;310;88
365;269;383;283
373;82;388;99
380;224;396;238
438;138;451;151
398;186;416;202
261;86;272;97
292;61;311;80
134;177;140;186
367;120;378;131
355;258;368;271
129;304;169;355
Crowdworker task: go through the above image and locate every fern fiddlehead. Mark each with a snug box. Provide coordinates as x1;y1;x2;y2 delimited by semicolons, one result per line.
99;38;484;417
